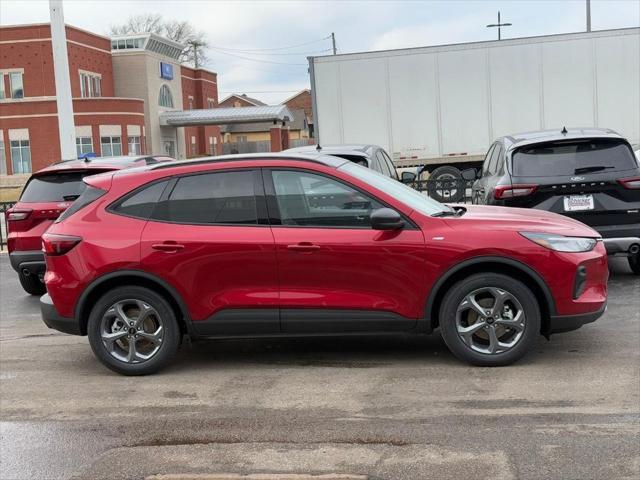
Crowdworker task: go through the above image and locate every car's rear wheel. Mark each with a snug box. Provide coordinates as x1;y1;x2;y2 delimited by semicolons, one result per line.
427;166;465;203
18;272;46;296
628;253;640;275
439;273;540;366
87;286;180;375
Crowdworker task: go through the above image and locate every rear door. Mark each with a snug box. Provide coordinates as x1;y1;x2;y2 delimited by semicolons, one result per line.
140;168;280;335
509;138;640;230
264;167;426;333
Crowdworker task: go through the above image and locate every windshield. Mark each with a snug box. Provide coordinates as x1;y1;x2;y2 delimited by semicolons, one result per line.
20;171;105;202
512;138;637;177
340;162;451;216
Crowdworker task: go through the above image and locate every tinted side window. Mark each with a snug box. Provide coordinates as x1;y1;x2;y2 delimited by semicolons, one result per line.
488;145;504;175
482;145;496;176
375;151;392;177
271;170;383;228
381;150;398;180
112;180;169;219
154;171;257;224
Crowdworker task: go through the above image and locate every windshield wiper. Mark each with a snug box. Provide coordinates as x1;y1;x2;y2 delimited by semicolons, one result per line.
574;166;615;174
431;207;464;218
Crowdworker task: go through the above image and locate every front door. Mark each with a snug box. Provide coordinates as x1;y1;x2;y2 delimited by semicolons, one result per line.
264;168;426;334
140;168;279;335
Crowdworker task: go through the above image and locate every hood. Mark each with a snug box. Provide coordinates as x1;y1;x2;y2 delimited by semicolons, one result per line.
444;204;601;238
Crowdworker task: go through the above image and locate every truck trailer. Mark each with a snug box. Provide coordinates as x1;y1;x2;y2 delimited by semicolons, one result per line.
308;27;640;184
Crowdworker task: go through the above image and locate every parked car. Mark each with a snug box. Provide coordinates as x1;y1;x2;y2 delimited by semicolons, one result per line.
40;153;607;375
286;144;415;183
7;155;174;295
467;128;640;274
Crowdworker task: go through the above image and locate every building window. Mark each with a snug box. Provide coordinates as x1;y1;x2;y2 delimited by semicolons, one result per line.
100;136;122;156
158;85;174;108
9;72;24;99
10;140;31;174
188;96;194;110
76;137;93;157
207;99;215;109
209;136;215;155
128;136;141;155
0;138;6;175
0;74;5;99
80;72;101;98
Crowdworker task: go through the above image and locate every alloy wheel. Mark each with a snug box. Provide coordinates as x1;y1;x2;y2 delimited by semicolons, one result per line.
100;299;164;363
455;287;526;354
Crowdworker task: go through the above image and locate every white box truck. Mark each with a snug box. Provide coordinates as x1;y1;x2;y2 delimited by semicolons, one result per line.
308;28;640;183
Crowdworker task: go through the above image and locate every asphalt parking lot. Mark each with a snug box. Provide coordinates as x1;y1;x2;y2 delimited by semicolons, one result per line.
0;254;639;480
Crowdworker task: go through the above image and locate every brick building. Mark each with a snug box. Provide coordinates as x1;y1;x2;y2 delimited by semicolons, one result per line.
218;93;266;108
0;23;221;176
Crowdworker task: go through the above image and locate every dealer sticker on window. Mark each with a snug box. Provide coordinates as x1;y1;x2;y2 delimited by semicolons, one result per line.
564;194;594;212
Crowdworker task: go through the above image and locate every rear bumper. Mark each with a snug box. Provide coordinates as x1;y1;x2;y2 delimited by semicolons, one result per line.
40;293;82;336
549;303;606;334
9;250;45;275
602;237;640;256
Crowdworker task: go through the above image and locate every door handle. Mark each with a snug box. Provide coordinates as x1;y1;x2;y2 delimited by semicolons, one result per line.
151;242;185;252
287;242;320;252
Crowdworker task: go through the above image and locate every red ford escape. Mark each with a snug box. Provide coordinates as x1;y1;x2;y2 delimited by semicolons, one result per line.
7;155;173;295
40;153;608;375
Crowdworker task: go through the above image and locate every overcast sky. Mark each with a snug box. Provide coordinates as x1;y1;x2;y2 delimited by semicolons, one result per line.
1;0;639;104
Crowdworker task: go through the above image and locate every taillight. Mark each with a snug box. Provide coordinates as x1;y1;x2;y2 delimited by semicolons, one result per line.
42;233;82;256
7;209;33;221
617;176;640;189
493;184;538;200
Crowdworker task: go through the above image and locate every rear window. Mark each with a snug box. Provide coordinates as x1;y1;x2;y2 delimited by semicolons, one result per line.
20;171;105;202
512;139;637;177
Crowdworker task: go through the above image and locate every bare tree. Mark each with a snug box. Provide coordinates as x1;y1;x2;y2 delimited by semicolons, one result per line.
109;14;209;67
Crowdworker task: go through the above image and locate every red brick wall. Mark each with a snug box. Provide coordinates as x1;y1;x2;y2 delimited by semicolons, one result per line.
180;67;221;157
0;24;113;98
218;95;256;108
284;90;313;120
0;98;144;172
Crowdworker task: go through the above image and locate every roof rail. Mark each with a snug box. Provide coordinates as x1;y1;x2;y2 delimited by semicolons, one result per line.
150;153;329;171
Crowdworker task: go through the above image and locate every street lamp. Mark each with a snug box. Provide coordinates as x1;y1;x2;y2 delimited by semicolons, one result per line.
487;11;512;40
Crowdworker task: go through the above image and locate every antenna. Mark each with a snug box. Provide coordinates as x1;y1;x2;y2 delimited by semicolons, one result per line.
561;126;568;134
316;143;322;151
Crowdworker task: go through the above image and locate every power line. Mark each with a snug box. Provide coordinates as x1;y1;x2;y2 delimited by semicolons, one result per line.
209;47;308;66
209;35;331;53
209;47;332;56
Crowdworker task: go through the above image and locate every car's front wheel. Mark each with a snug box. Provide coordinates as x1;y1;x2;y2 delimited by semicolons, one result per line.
439;273;540;366
18;272;46;296
628;253;640;275
87;286;181;375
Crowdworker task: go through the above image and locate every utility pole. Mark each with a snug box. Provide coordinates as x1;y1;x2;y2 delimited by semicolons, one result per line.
49;0;76;160
331;32;336;55
188;40;204;68
586;0;592;32
486;11;512;41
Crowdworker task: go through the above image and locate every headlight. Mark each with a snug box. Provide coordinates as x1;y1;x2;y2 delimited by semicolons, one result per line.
520;232;597;252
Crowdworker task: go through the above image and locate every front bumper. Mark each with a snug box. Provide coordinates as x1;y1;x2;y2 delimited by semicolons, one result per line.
549;302;606;334
40;293;82;336
9;250;46;276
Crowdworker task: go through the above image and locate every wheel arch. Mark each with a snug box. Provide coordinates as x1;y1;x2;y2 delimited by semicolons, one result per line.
75;270;191;336
425;256;556;335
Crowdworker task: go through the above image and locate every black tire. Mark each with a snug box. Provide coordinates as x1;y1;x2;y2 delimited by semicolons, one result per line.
427;166;465;203
18;272;46;296
439;273;541;367
87;286;180;375
629;254;640;275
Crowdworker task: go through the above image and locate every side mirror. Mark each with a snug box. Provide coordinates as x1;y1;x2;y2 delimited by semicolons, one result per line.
371;208;405;230
461;168;479;181
401;171;417;184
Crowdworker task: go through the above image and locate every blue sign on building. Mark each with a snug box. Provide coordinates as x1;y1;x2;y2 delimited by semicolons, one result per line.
160;62;173;80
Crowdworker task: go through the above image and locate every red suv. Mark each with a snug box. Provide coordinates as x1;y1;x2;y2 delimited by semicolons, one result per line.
7;155;173;295
40;154;608;375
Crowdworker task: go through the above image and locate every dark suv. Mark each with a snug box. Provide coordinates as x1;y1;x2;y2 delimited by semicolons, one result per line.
469;128;640;274
7;155;173;294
